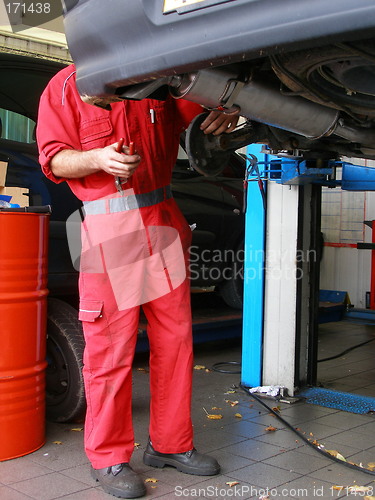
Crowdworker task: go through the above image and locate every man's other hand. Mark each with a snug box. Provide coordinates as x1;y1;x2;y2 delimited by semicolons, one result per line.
200;110;239;136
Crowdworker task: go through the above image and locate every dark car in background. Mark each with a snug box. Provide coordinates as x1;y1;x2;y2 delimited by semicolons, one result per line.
62;0;375;164
0;51;245;422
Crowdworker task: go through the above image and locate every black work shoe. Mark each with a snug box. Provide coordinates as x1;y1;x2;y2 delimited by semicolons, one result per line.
91;463;146;499
143;441;220;476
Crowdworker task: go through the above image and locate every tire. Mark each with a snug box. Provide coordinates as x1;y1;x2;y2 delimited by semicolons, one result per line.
45;298;86;423
219;244;244;310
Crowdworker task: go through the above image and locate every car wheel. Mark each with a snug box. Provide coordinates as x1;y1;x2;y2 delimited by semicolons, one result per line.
219;245;244;310
46;298;86;423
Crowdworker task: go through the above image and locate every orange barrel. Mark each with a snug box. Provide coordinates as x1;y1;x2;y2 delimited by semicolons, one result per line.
0;208;50;461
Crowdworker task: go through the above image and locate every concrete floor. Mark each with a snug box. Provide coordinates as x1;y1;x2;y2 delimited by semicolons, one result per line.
1;319;375;499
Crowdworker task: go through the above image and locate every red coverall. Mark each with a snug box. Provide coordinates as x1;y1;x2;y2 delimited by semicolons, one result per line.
37;65;203;469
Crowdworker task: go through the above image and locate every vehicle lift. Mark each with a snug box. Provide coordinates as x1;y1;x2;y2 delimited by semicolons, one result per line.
241;148;375;396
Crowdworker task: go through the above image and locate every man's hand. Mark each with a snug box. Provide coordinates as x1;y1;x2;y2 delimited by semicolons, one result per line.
199;110;239;136
98;141;141;180
50;141;141;180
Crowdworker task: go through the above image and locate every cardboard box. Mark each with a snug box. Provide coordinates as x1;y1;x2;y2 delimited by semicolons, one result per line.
0;187;29;207
0;161;7;187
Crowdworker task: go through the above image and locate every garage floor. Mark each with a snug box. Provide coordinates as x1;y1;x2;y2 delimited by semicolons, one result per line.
317;318;375;397
1;318;375;500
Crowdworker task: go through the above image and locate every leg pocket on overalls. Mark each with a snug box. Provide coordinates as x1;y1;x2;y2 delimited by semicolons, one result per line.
79;300;114;369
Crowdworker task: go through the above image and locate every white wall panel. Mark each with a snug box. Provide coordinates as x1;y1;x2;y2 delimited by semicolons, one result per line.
320;247;370;308
320;159;375;308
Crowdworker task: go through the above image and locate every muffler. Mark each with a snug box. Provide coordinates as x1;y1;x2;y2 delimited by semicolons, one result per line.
170;68;339;140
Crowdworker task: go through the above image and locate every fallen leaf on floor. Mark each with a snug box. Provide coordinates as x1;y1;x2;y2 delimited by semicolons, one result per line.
53;441;62;445
225;400;239;406
272;406;281;413
265;425;277;432
331;486;342;491
211;407;222;410
70;428;83;432
136;367;149;373
311;439;320;446
326;450;346;462
207;414;223;420
194;365;206;370
203;407;223;420
134;442;140;449
367;462;375;470
226;481;239;487
225;390;236;394
145;478;158;483
365;496;375;500
235;413;242;418
203;407;223;419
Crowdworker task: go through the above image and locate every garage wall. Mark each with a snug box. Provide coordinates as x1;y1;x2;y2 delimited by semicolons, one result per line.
320;159;375;308
0;7;70;63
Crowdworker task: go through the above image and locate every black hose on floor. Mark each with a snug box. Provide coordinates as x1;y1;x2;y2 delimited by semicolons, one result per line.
318;338;375;363
212;361;241;374
211;359;375;476
239;382;375;477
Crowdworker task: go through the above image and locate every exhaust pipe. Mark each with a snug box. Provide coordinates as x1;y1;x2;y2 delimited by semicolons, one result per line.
170;68;375;147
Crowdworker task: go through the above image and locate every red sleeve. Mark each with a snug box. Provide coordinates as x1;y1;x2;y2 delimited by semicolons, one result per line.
174;99;205;131
36;66;81;184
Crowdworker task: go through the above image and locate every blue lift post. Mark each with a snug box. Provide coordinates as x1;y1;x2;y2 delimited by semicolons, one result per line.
241;144;267;388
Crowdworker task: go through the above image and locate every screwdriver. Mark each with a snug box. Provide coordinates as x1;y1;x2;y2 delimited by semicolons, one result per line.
114;138;135;194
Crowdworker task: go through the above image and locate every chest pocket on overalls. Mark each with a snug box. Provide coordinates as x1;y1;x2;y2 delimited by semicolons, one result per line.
145;102;173;163
80;116;113;151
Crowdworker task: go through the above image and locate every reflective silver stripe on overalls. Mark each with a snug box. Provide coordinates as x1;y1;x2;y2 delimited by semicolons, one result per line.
82;185;172;215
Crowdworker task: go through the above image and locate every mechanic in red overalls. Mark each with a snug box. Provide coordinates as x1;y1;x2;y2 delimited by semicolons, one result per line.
37;65;238;499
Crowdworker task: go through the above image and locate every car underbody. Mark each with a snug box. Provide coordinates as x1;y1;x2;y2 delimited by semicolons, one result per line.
88;37;375;165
